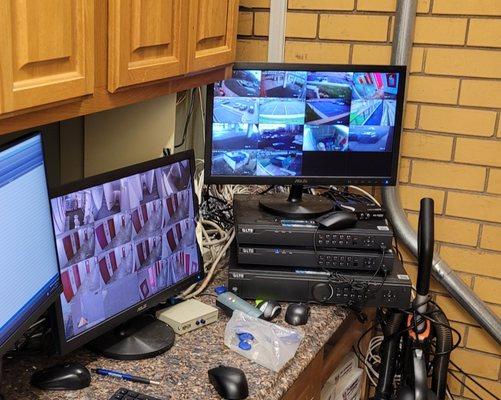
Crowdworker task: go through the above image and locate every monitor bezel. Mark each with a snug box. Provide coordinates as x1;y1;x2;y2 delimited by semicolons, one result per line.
49;149;205;355
204;62;407;186
0;131;62;357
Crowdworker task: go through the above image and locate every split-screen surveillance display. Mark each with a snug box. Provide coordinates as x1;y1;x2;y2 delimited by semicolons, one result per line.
51;160;199;339
211;69;401;178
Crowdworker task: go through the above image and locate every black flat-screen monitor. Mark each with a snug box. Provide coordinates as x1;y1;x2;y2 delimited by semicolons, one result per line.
204;63;406;216
49;150;203;357
0;133;61;357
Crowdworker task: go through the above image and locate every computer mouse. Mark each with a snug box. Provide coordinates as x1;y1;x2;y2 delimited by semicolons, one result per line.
257;300;282;321
316;211;357;230
208;365;249;400
285;303;310;326
31;362;91;391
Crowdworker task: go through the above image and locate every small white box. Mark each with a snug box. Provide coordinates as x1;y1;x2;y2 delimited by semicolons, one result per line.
334;368;363;400
156;299;218;335
321;352;361;400
327;352;359;388
321;380;336;400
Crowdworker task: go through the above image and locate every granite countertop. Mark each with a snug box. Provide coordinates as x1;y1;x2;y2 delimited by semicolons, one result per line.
2;265;349;400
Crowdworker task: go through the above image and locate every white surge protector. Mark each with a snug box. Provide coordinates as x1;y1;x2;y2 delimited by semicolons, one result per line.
156;299;218;335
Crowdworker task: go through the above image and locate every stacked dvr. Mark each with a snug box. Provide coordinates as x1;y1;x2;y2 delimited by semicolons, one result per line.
228;194;411;309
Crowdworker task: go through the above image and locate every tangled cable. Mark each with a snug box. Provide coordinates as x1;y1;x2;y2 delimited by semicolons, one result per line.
179;163;283;299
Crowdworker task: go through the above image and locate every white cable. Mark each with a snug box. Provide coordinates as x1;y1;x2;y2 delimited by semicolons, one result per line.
197;87;205;139
364;334;402;388
176;90;188;105
181;229;235;300
365;335;383;387
179;174;284;299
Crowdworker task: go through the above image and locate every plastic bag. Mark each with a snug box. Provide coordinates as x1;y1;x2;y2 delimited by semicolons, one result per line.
224;310;304;372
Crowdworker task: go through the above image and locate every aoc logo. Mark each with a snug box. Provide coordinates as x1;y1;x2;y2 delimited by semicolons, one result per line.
294;178;308;184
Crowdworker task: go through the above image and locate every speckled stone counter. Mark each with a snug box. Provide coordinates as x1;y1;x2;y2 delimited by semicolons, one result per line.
2;266;350;400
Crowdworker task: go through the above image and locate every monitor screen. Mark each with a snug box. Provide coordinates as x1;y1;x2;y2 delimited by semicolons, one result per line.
0;134;60;351
50;156;201;342
205;63;406;186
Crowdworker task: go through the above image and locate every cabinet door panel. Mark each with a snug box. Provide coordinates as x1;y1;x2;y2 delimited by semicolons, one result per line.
0;0;94;114
188;0;238;72
108;0;188;92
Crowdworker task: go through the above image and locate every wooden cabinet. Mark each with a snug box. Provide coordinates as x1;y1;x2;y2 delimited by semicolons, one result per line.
109;0;238;90
187;0;239;72
0;0;238;131
0;0;94;114
108;0;188;92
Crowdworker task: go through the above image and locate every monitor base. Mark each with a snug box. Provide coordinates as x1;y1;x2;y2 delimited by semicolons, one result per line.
88;314;175;360
259;184;333;218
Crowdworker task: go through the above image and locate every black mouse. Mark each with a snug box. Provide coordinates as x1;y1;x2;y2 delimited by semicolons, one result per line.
31;362;91;391
208;365;249;400
257;300;282;321
316;211;357;230
285;303;310;326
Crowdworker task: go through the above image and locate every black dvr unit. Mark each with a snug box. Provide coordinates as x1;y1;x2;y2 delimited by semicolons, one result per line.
234;195;393;251
238;246;395;272
228;260;412;309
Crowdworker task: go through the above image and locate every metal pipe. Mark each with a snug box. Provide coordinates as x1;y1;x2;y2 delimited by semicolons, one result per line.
267;0;287;62
384;0;501;343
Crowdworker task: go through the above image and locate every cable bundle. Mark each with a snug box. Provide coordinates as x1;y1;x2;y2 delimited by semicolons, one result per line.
179;162;281;299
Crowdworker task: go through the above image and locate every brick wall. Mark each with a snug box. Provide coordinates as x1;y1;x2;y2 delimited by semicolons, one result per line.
236;1;501;399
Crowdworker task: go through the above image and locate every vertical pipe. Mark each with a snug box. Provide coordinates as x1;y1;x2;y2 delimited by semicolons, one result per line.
267;0;287;62
383;0;501;343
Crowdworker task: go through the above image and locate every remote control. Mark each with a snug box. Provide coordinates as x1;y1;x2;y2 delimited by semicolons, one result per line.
216;292;263;318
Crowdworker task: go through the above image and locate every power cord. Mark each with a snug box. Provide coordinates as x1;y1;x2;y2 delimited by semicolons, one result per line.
448;359;500;400
174;89;196;150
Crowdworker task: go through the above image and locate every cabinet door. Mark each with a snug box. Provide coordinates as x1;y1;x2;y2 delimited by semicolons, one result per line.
187;0;239;72
0;0;94;114
108;0;188;92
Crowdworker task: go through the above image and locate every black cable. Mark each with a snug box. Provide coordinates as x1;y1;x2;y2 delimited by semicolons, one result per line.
393;239;404;265
367;296;487;399
448;370;483;400
174;89;196;149
314;241;389;309
395;299;462;355
446;385;456;400
259;185;275;194
200;190;234;231
346;245;388;309
448;359;501;400
352;323;377;372
4;316;53;358
352;344;377;378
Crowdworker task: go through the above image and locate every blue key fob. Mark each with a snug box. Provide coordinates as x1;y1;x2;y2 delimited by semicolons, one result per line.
238;340;252;351
237;332;254;341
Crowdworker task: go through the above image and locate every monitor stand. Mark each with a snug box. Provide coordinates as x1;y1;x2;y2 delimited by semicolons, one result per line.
259;184;333;218
88;314;175;360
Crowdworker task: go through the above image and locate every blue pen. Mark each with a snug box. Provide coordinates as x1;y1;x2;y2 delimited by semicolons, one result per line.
91;368;160;385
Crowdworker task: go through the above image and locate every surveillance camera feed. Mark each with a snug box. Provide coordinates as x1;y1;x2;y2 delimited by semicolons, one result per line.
51;160;199;340
211;68;402;179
